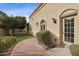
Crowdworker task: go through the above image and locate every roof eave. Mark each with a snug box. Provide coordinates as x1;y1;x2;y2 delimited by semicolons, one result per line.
29;3;46;19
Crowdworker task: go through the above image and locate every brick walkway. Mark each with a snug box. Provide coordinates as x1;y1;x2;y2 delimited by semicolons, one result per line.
11;38;48;56
10;37;71;56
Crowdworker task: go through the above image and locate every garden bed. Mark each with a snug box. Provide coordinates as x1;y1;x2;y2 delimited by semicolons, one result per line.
69;44;79;56
0;36;16;56
0;35;33;56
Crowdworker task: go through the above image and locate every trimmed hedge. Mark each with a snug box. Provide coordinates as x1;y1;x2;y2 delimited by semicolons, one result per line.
0;36;16;53
36;30;57;48
69;44;79;56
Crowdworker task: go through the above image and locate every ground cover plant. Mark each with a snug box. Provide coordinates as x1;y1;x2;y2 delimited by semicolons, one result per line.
69;44;79;56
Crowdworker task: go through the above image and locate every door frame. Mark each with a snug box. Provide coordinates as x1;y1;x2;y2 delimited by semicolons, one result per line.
59;9;78;46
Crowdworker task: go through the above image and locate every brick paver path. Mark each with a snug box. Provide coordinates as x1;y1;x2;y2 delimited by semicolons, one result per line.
11;38;48;56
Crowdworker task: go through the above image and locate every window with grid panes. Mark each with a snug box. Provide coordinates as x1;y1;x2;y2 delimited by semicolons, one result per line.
64;17;74;43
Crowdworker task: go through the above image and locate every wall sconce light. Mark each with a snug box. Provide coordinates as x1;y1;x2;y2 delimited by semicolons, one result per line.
52;18;57;24
36;22;39;26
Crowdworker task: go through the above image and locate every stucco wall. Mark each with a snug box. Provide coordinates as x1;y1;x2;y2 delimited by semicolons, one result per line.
29;3;79;44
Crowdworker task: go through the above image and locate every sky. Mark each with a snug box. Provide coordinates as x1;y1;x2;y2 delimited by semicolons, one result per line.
0;3;40;22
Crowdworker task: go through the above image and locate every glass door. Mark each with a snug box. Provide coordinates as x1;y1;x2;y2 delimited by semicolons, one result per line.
64;16;74;43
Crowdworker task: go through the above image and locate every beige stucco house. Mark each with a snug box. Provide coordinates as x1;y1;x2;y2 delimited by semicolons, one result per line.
29;3;79;45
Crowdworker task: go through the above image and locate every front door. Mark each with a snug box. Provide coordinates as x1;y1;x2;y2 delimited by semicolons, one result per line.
64;16;74;43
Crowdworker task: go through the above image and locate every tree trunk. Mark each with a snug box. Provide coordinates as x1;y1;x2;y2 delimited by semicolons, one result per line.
11;29;14;36
27;23;29;34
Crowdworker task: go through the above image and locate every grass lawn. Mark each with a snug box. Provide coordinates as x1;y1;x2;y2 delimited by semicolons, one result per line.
14;34;33;43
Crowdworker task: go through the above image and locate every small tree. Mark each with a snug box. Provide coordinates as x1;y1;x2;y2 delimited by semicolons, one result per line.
0;11;27;36
0;11;10;35
8;16;27;35
0;11;8;28
0;16;18;36
7;16;18;36
15;16;26;32
26;23;30;34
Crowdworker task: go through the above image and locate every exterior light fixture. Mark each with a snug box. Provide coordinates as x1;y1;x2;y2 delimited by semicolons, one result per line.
36;22;39;26
52;18;57;24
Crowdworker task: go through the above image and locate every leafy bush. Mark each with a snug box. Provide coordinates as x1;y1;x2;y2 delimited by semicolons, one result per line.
36;30;57;48
0;36;16;53
69;44;79;56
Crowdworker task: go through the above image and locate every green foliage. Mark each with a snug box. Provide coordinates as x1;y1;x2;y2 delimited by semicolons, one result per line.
0;17;18;29
7;17;18;30
36;30;56;48
0;35;32;56
15;16;26;29
69;44;79;56
0;11;27;35
0;36;16;53
0;11;8;28
0;11;7;16
0;11;7;19
0;16;26;30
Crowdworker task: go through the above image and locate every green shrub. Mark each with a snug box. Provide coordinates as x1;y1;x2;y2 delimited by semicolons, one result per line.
36;30;57;48
0;36;16;53
69;44;79;56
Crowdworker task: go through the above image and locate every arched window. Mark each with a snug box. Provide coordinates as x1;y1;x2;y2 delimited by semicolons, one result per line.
40;20;46;31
